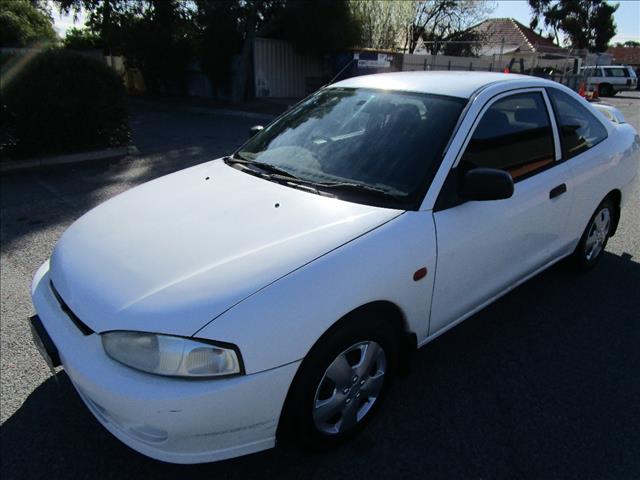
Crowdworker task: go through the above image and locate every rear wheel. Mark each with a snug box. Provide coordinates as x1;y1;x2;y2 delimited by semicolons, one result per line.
279;314;398;449
570;198;615;270
598;83;613;97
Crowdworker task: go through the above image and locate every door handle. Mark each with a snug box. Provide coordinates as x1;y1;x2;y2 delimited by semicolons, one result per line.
549;183;567;199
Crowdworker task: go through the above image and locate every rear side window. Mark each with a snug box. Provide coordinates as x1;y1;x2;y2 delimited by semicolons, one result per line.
459;92;555;180
547;89;608;159
604;68;630;77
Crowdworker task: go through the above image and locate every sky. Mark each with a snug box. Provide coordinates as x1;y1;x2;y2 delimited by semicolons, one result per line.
492;0;640;44
51;0;640;44
50;1;86;37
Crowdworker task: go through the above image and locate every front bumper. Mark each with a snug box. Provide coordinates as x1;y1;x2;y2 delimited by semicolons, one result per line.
31;264;300;464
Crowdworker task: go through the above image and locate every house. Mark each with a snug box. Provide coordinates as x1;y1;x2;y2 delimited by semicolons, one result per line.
472;18;566;56
470;18;577;73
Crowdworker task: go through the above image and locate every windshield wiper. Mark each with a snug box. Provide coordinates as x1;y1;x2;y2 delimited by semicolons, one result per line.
225;155;300;180
225;156;327;195
313;181;406;202
225;156;405;204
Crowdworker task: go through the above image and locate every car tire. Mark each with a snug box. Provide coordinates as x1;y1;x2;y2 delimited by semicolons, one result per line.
278;313;398;450
570;198;615;270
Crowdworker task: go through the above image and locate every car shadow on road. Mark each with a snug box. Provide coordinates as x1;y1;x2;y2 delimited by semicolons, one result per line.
2;251;640;480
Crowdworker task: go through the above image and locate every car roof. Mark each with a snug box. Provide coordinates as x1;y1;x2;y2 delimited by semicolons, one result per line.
329;71;556;99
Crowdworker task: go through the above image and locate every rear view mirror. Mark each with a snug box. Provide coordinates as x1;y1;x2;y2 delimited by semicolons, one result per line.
249;125;264;137
459;168;514;201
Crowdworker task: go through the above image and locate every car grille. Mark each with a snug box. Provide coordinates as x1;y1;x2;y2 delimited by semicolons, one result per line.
49;281;94;335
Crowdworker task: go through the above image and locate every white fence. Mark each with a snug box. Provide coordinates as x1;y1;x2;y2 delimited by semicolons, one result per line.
401;53;495;72
400;52;578;74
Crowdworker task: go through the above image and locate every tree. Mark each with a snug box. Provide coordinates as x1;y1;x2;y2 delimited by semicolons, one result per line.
137;0;196;94
528;0;618;52
54;0;139;55
528;0;563;45
349;0;414;50
63;26;101;49
55;1;197;94
0;0;57;47
195;0;243;88
49;0;363;100
442;29;485;57
614;40;639;48
406;0;493;54
276;0;361;55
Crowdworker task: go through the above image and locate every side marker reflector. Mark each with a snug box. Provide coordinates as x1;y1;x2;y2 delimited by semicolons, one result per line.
413;267;427;281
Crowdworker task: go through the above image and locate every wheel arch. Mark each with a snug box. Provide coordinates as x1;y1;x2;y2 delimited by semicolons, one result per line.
325;301;417;376
605;189;622;236
287;300;417;396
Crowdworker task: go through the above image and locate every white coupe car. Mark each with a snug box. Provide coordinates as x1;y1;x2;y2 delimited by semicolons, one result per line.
30;72;639;464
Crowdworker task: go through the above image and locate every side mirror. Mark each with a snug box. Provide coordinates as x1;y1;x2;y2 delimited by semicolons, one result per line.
459;168;514;201
249;125;264;137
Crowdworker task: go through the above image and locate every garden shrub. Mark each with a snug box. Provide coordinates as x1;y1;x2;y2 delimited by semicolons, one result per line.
1;48;130;158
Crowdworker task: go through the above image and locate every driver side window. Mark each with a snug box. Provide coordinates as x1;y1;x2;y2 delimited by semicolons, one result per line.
459;92;555;181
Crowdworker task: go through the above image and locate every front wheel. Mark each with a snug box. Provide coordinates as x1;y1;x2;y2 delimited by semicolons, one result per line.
278;315;397;449
570;198;614;270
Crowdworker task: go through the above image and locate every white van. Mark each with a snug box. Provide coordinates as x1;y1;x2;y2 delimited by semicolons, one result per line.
580;65;638;96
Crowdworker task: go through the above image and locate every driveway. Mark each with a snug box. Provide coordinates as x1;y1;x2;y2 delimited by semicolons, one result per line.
1;93;639;479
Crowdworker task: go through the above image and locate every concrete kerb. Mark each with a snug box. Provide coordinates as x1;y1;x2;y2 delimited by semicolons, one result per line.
0;146;140;173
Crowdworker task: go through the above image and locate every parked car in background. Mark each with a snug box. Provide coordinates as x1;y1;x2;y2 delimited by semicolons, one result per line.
30;72;640;464
580;65;638;96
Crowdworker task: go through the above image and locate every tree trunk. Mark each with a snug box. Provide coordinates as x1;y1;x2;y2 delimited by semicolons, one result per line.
102;0;112;56
234;0;260;104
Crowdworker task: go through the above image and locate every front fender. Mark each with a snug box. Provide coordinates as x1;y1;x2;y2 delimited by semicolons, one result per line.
195;211;437;374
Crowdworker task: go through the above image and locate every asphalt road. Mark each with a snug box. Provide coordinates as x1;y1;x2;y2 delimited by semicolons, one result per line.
1;92;639;480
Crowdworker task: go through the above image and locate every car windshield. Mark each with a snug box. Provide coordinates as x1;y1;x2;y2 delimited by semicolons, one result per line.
234;87;466;208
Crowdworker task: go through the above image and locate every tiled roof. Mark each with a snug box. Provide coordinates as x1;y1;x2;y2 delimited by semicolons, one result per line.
473;18;566;54
606;47;640;66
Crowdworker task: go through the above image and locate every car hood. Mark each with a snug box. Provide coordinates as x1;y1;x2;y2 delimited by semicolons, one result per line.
49;159;402;336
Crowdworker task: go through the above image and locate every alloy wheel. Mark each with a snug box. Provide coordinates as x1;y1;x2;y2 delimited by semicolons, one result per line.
585;207;611;261
312;341;386;435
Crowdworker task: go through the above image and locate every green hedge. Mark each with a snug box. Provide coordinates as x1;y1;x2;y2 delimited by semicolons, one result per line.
1;49;130;158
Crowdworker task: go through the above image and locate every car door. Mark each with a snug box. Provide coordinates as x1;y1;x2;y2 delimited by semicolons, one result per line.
545;87;611;244
429;89;574;335
594;68;604;82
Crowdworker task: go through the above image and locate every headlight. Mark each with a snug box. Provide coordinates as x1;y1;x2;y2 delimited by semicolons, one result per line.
101;331;242;378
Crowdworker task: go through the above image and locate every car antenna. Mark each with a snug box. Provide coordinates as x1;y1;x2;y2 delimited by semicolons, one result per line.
322;58;357;89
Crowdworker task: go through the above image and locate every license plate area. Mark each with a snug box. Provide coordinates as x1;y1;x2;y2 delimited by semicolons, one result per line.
29;315;61;370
